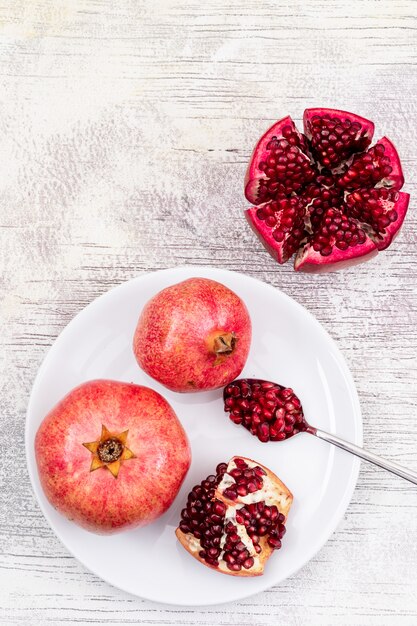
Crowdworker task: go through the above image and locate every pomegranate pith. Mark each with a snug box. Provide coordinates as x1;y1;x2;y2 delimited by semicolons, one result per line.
176;456;293;576
245;108;410;272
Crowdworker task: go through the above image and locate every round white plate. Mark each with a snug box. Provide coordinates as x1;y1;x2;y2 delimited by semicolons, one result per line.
26;267;362;606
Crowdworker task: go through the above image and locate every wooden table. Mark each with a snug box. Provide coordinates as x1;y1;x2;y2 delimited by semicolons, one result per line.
1;1;416;624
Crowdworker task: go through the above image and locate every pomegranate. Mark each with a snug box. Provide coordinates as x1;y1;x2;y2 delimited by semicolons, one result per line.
224;379;308;443
245;108;409;272
35;380;191;533
176;456;292;576
133;278;251;392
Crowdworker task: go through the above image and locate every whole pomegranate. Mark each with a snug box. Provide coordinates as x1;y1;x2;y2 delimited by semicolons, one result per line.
245;108;410;272
133;278;251;392
176;456;292;576
35;380;191;534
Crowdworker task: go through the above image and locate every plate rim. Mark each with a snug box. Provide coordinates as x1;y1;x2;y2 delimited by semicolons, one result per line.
25;265;363;606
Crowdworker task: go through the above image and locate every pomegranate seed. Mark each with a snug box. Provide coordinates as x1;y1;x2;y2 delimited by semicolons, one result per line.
224;379;307;442
268;536;282;550
247;481;259;493
237;484;248;497
243;557;255;569
228;563;242;571
223;487;237;500
212;500;227;516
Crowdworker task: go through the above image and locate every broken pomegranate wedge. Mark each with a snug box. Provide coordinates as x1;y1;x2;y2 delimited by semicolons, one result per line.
176;456;292;576
245;108;410;272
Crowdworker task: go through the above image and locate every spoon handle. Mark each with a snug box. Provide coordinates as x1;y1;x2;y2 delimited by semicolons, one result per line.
311;427;417;486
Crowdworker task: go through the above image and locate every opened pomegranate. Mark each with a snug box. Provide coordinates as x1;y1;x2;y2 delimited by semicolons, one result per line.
176;456;292;576
224;379;308;443
35;380;191;533
245;108;410;272
133;278;251;392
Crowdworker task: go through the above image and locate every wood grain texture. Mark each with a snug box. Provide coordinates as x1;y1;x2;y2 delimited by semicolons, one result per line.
1;0;417;623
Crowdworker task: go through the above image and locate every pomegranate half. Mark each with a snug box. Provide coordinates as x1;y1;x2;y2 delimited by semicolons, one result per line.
176;456;292;576
245;108;410;272
133;277;252;392
35;380;191;534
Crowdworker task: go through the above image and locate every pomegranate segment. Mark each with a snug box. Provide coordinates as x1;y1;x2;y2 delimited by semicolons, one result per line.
176;456;293;576
223;379;308;442
294;208;378;273
303;108;374;169
244;116;315;205
245;197;306;264
337;137;404;191
244;108;408;272
346;188;410;250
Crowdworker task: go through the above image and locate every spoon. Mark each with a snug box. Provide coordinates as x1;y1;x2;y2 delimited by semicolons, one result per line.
223;378;417;486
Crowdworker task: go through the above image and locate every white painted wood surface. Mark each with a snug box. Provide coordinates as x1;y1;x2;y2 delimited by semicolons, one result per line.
1;0;417;623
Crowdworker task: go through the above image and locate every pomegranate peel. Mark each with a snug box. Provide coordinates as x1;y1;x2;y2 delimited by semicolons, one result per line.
245;108;409;272
176;456;292;577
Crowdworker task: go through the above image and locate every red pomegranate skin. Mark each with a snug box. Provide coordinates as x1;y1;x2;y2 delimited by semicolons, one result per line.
133;278;252;392
35;380;191;534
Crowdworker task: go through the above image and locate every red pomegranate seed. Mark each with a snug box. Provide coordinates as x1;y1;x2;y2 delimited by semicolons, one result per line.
268;536;282;549
223;487;237;500
223;379;308;442
212;500;227;516
228;563;242;571
237;484;248;497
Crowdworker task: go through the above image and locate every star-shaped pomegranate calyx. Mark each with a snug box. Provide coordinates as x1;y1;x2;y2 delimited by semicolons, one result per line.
82;425;135;478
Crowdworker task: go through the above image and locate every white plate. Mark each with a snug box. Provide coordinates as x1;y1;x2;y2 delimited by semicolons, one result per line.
26;267;362;606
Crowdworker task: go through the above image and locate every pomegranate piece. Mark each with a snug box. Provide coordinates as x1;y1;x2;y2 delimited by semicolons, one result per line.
345;188;410;250
244;116;316;205
133;278;251;392
304;108;374;169
294;207;378;272
337;137;404;191
245;108;409;272
35;380;191;534
224;379;308;442
245;197;307;264
176;456;293;576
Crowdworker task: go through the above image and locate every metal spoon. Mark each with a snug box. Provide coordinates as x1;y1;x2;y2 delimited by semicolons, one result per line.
223;378;417;486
